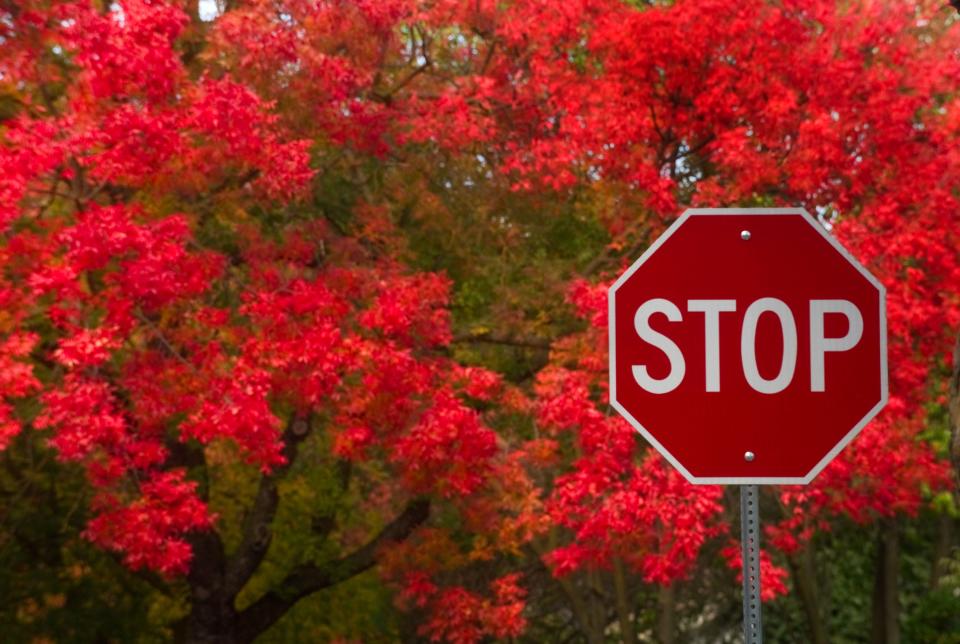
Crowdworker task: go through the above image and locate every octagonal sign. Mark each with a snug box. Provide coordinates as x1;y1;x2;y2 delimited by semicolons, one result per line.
609;208;887;484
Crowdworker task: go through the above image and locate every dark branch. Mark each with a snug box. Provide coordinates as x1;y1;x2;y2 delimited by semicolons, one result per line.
452;331;551;350
235;498;430;642
948;328;960;485
223;414;312;597
372;62;430;104
184;528;228;607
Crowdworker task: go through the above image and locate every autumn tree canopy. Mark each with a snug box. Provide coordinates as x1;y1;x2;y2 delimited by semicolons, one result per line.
1;0;959;641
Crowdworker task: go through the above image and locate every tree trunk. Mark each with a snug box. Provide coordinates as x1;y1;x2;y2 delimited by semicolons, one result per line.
948;327;960;486
529;533;605;644
172;418;428;643
929;514;954;590
178;531;236;643
788;545;828;644
870;518;900;644
587;568;608;644
553;573;604;644
655;582;676;644
181;599;239;644
612;559;636;643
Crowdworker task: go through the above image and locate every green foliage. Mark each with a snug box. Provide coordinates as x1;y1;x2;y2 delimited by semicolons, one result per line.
258;570;401;642
0;432;171;642
904;581;960;644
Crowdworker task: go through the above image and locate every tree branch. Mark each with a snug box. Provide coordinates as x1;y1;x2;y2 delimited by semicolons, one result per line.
579;220;652;277
948;327;960;485
235;498;430;642
223;414;312;597
134;308;200;375
372;62;429;104
452;330;551;350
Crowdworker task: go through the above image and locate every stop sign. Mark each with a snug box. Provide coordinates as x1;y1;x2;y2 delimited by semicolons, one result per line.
609;208;887;484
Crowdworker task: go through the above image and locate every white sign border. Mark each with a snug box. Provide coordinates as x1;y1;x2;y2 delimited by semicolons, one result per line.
608;207;889;485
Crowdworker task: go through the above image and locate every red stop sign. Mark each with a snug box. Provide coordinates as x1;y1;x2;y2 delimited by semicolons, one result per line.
609;208;887;484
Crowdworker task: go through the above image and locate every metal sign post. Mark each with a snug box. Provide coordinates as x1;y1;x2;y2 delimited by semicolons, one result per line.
740;485;762;644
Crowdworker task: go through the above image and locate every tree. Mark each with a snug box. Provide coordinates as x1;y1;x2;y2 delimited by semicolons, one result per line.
1;0;959;641
0;1;522;640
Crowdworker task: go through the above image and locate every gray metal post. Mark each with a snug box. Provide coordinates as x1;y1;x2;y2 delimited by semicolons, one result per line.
740;484;763;644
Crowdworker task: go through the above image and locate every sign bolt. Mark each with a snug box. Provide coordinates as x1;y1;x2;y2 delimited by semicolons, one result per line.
740;230;752;240
744;451;755;462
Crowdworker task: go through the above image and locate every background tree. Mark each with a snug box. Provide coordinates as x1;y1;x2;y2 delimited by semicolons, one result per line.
1;0;959;642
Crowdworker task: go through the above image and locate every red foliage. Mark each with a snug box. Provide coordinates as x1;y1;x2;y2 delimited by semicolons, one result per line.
85;469;213;576
1;0;959;639
721;542;789;602
0;332;41;450
400;572;527;644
